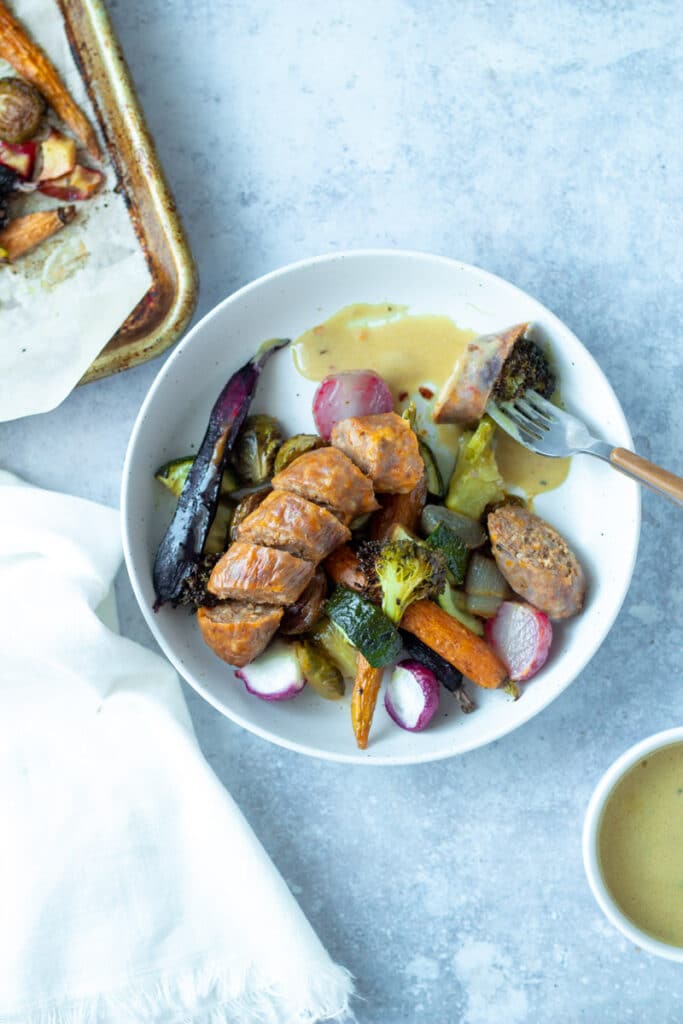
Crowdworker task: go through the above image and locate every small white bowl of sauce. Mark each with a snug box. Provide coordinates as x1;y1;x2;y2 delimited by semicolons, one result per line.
583;727;683;960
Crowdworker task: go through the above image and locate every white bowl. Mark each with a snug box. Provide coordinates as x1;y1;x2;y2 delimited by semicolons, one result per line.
583;728;683;961
121;249;640;764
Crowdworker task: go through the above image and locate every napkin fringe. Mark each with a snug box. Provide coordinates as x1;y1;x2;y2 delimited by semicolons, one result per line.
12;958;355;1024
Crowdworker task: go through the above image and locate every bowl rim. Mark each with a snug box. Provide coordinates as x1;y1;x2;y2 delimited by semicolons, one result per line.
582;726;683;961
121;247;641;765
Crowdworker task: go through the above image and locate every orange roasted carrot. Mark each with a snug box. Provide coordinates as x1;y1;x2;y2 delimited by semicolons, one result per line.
324;544;368;594
351;654;384;750
402;600;507;689
0;2;101;160
370;473;427;540
325;545;508;690
0;205;76;261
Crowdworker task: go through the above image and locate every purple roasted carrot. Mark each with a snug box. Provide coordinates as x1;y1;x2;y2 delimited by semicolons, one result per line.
152;338;290;607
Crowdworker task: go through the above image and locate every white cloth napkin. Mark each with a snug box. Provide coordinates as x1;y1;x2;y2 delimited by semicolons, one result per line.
0;471;353;1024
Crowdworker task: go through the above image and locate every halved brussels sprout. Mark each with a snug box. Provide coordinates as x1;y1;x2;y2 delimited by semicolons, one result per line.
232;414;284;485
273;433;326;474
155;456;237;499
294;639;345;700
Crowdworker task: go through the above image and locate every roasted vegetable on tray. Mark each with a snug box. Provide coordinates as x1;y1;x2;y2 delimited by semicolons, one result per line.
153;322;585;749
0;1;104;262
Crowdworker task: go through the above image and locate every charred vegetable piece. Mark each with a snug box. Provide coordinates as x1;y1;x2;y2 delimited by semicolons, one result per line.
279;570;327;635
294;640;345;700
0;163;17;230
173;553;220;612
326;585;402;668
491;335;555;403
0;77;44;143
311;616;359;679
445;419;505;520
273;433;326;474
357;538;447;625
230;487;272;541
152;339;290;607
420;505;487;549
425;522;469;585
232;414;284;485
155;456;238;500
0;136;36;177
398;629;466;695
203;496;235;556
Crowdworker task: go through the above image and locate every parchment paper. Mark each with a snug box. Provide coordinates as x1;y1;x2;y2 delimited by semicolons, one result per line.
0;0;152;422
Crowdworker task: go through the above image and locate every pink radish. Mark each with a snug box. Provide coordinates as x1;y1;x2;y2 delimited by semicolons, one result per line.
484;601;552;682
384;660;440;732
235;640;306;701
312;370;394;440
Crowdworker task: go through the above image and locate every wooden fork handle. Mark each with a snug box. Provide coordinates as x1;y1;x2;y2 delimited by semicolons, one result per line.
610;448;683;506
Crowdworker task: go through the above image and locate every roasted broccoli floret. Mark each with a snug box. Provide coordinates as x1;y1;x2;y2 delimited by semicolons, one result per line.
358;538;447;625
492;336;555;403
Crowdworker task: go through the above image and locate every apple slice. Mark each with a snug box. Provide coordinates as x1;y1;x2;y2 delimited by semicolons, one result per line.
38;129;77;182
38;163;104;200
0;139;36;179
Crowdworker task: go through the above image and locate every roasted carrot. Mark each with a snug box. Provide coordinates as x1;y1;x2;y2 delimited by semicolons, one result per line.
324;544;368;594
0;205;76;261
351;654;384;749
370;473;427;540
0;2;101;160
402;600;507;689
326;545;508;690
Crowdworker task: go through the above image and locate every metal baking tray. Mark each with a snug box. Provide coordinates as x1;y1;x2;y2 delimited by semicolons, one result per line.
55;0;198;384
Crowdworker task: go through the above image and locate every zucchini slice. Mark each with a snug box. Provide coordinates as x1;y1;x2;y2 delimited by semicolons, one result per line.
326;586;402;668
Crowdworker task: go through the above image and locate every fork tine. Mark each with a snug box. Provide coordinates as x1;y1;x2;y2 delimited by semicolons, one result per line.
485;402;530;446
514;397;552;428
492;402;544;444
523;390;559;419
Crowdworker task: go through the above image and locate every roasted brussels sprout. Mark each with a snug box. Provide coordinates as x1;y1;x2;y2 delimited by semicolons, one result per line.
0;78;44;143
232;414;283;485
294;640;345;700
273;433;326;474
155;456;237;500
229;486;272;541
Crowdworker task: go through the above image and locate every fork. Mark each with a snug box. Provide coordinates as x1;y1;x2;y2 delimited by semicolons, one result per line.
487;390;683;506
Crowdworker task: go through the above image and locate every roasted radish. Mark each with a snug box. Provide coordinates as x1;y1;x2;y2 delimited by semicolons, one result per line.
484;601;552;682
384;660;440;732
312;370;393;440
235;640;305;701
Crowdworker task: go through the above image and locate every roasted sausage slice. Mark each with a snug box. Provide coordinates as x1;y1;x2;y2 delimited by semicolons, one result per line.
197;601;283;667
433;323;529;425
330;412;423;493
208;541;315;605
271;446;379;518
279;569;327;635
234;489;351;562
487;506;586;619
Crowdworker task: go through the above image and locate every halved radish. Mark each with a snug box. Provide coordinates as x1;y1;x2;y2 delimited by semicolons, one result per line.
484;601;552;681
235;639;306;701
384;660;440;732
313;370;393;440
